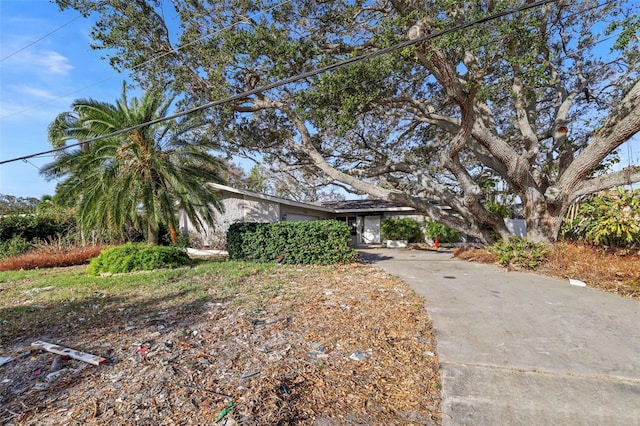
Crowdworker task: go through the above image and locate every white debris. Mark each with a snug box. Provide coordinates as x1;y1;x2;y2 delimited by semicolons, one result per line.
569;279;587;287
0;356;15;367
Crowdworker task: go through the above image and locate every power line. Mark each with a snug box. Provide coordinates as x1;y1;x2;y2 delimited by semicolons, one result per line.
0;15;82;62
0;0;558;166
0;0;293;121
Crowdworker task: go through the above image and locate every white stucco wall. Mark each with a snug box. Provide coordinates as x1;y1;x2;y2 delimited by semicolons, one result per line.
180;192;281;248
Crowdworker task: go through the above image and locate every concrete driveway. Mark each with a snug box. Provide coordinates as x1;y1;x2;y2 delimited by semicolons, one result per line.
359;248;640;426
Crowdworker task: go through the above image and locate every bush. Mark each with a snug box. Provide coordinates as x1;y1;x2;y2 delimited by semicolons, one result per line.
424;221;460;243
87;243;192;275
486;237;548;269
561;189;640;248
381;218;422;242
226;220;356;265
0;212;75;242
0;235;33;260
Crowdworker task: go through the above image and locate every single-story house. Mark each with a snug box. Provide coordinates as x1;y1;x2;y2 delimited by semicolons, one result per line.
179;183;431;248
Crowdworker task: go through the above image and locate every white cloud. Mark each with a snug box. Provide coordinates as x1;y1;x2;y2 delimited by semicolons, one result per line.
8;85;57;100
4;48;73;76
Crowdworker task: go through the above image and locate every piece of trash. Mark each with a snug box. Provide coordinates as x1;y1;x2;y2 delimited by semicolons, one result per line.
136;347;149;362
241;371;260;379
32;382;49;391
215;401;234;423
309;342;325;352
349;349;373;361
50;355;65;372
424;351;435;357
164;340;174;349
32;368;42;376
0;356;14;367
281;385;290;394
125;326;137;331
46;368;68;382
1;378;11;384
569;279;587;287
31;341;107;366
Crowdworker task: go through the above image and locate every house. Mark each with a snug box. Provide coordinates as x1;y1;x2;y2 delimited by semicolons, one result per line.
178;183;429;248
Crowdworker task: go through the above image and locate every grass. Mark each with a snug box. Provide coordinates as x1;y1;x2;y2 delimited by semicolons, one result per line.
0;256;440;424
0;260;274;345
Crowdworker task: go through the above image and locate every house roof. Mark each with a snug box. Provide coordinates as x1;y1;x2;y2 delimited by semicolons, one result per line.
208;183;335;213
210;183;433;214
320;199;416;213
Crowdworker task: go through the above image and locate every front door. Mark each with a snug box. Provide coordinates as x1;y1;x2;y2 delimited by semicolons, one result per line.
362;216;381;244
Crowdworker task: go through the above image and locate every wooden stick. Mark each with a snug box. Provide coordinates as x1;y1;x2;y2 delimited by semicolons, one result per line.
31;341;107;366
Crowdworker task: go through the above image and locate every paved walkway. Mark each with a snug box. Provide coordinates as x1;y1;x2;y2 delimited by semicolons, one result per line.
359;248;640;426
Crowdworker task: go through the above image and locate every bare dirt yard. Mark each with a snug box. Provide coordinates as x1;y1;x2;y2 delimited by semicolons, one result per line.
0;261;441;425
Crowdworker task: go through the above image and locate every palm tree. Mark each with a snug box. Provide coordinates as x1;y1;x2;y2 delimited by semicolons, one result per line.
42;82;223;244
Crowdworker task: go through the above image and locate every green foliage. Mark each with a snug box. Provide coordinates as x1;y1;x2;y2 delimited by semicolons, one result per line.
87;243;192;275
43;82;223;245
561;190;640;248
485;202;510;219
226;222;261;261
226;221;356;265
0;236;33;260
0;212;75;244
381;218;422;242
0;194;39;215
487;237;548;269
424;221;460;243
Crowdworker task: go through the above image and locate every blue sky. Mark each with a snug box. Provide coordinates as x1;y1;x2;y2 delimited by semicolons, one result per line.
0;1;638;200
0;0;130;199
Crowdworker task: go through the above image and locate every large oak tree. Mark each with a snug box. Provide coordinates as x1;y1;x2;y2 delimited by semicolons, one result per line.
56;0;640;242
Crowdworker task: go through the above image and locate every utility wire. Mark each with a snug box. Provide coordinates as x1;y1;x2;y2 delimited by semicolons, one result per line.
0;0;293;121
0;0;558;166
0;15;82;62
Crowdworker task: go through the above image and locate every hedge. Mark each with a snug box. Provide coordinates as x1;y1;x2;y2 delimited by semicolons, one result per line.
227;220;356;264
0;212;75;242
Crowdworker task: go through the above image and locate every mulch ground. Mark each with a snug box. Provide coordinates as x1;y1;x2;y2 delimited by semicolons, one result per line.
0;264;441;425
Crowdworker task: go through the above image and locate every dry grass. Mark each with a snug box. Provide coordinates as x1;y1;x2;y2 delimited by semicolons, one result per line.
455;242;640;300
0;246;106;271
537;242;640;299
0;261;441;425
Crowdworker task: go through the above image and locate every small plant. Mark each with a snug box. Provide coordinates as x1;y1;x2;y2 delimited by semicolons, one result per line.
87;243;192;275
0;235;33;260
487;237;548;269
424;221;460;243
561;189;640;248
381;218;422;242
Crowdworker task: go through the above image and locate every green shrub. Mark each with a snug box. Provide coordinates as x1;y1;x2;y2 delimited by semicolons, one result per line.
486;237;548;269
381;218;422;242
561;189;640;248
0;235;33;260
0;212;75;243
226;220;356;265
424;221;460;243
227;222;262;260
87;243;192;275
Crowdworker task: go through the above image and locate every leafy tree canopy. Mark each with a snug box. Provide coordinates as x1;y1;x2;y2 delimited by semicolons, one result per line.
55;0;640;242
42;82;224;244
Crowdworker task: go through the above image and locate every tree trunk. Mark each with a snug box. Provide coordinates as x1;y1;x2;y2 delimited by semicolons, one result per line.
523;195;565;243
147;222;159;245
